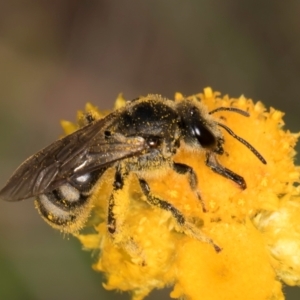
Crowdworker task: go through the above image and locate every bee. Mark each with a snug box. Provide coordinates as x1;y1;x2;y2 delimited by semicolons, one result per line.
0;95;266;252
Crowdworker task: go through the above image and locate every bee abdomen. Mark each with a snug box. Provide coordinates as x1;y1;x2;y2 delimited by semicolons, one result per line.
35;183;89;229
35;169;107;231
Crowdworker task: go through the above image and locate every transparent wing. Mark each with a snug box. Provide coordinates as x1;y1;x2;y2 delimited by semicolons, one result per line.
0;113;147;201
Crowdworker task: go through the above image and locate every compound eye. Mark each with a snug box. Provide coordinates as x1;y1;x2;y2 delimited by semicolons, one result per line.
191;123;216;148
147;136;161;148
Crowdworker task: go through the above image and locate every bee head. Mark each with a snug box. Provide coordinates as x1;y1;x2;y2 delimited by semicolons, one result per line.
177;100;222;152
177;99;267;164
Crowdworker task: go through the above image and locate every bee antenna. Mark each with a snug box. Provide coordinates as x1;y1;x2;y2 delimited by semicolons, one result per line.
217;122;267;164
209;107;249;117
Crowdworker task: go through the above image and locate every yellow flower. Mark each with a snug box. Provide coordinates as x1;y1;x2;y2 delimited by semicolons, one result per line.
60;88;300;300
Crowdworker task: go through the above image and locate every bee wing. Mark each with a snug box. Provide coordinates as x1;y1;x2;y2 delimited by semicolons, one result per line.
0;114;147;201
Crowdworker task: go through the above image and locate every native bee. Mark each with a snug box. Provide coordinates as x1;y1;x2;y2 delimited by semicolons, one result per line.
0;95;266;252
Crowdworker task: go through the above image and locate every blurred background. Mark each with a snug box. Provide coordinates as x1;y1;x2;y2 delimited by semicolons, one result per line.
0;1;299;299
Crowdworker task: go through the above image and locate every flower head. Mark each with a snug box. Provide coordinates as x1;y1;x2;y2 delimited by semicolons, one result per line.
60;88;300;300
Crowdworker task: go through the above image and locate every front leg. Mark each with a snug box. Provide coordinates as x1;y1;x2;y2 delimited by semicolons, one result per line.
206;152;246;189
173;162;207;212
138;178;221;252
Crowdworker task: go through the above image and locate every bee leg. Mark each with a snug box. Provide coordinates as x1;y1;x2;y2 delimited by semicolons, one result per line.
172;162;207;212
206;152;246;189
107;166;146;264
138;178;221;252
107;168;124;236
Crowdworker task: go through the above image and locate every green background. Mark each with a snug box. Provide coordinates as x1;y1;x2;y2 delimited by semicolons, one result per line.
0;1;299;299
